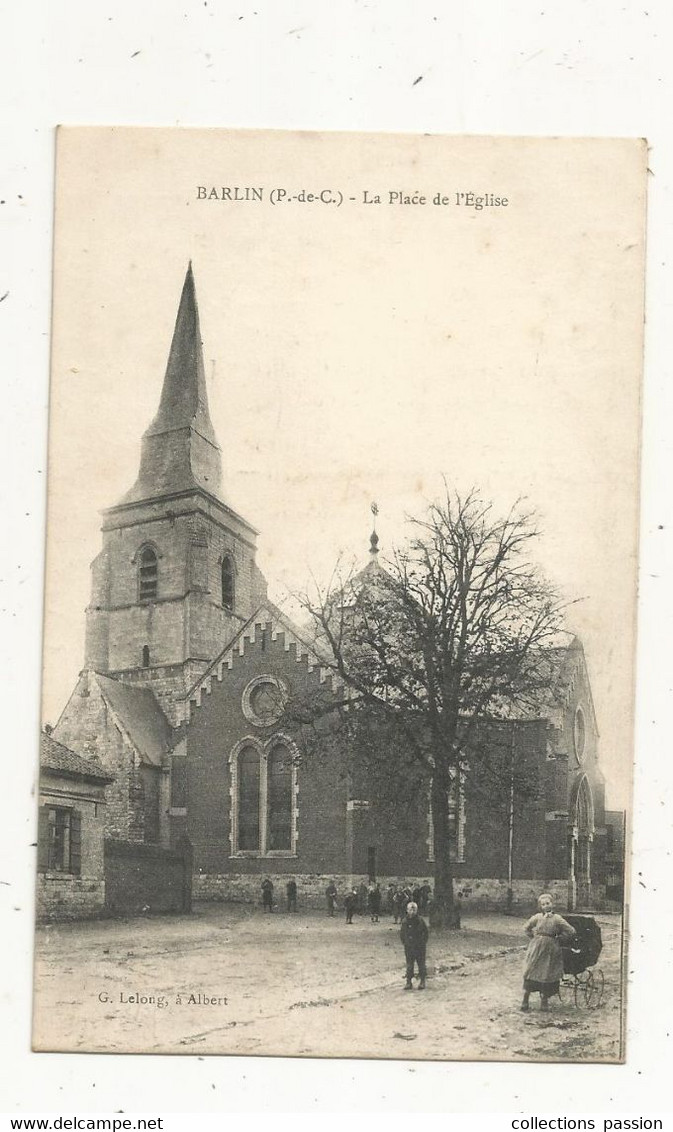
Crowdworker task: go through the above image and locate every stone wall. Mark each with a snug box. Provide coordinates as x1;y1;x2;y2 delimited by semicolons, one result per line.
53;671;149;842
86;491;265;682
193;873;579;913
36;876;105;922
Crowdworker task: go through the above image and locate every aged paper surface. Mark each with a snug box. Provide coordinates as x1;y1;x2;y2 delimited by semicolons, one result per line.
34;128;646;1060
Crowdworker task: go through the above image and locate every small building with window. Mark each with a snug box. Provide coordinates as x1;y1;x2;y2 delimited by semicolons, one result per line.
37;731;113;921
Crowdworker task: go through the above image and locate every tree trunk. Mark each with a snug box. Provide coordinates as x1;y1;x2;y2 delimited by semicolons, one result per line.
429;774;461;930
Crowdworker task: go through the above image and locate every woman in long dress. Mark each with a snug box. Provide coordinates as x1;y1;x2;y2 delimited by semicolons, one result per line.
521;893;576;1012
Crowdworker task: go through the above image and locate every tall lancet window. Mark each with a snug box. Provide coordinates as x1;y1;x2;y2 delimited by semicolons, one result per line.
267;744;293;851
221;555;235;611
237;746;261;851
138;546;158;601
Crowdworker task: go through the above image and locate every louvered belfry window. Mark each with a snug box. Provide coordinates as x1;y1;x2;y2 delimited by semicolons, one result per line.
221;555;235;610
139;546;158;601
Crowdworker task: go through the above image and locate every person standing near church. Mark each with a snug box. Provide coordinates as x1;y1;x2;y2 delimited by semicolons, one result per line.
286;878;297;913
326;880;338;916
393;887;406;924
344;888;358;925
386;883;396;917
400;901;429;989
357;881;368;915
368;882;381;922
521;893;575;1012
261;877;274;913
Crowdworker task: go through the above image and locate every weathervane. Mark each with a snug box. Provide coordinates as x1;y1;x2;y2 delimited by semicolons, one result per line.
369;501;380;558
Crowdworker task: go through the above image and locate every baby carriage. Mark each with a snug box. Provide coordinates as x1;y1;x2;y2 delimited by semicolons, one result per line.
558;914;604;1008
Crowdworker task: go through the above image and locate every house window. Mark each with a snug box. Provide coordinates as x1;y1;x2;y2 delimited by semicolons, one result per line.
139;546;158;601
38;806;81;875
221;556;235;610
230;736;298;856
237;746;261;851
267;744;293;851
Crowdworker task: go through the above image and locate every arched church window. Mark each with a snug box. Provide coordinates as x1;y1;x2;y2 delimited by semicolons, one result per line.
267;743;293;851
573;705;586;763
237;746;261;851
574;775;594;835
142;645;150;668
139;546;158;601
221;556;235;610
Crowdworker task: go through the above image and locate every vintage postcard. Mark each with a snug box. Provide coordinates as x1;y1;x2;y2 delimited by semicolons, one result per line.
34;128;646;1060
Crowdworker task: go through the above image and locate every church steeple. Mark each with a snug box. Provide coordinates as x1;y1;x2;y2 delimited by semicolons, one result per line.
120;263;224;505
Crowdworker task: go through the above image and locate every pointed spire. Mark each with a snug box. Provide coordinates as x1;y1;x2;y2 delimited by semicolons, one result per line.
145;261;217;446
119;263;224;505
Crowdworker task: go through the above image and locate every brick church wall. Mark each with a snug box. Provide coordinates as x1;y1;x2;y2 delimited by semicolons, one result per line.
186;621;350;882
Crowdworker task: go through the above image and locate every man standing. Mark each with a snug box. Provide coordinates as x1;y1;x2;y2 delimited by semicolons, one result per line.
400;901;429;989
357;881;368;915
286;878;297;913
325;880;338;916
261;877;274;913
393;887;406;924
344;888;358;925
368;882;382;923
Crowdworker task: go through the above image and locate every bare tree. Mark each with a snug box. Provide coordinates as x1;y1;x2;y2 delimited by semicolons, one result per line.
284;489;570;930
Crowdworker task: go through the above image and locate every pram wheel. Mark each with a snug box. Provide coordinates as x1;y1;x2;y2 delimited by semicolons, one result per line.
574;967;604;1009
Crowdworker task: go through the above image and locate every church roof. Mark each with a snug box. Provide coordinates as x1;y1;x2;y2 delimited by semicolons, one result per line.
117;263;225;507
40;731;113;783
95;674;174;767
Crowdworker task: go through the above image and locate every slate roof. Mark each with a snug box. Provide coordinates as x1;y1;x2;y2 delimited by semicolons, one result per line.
40;732;113;783
95;674;174;767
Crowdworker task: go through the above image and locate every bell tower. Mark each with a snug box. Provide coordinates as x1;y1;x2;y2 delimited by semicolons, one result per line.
84;264;267;721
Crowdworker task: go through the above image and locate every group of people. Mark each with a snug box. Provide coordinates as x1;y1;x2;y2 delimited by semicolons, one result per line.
327;880;434;923
261;877;434;922
261;877;576;1005
260;877;297;913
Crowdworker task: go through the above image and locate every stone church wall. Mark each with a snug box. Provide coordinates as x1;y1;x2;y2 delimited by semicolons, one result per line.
53;672;151;842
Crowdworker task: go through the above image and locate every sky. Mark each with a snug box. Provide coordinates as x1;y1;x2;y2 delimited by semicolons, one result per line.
41;128;646;808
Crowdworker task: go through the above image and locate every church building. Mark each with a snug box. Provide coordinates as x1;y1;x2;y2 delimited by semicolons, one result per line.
50;264;612;914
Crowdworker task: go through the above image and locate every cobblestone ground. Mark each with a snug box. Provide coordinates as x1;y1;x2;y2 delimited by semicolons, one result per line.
33;904;624;1062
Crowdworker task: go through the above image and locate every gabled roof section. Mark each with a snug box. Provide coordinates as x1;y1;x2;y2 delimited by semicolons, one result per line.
498;636;599;732
40;731;113;784
95;674;174;766
549;635;599;734
186;601;341;716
